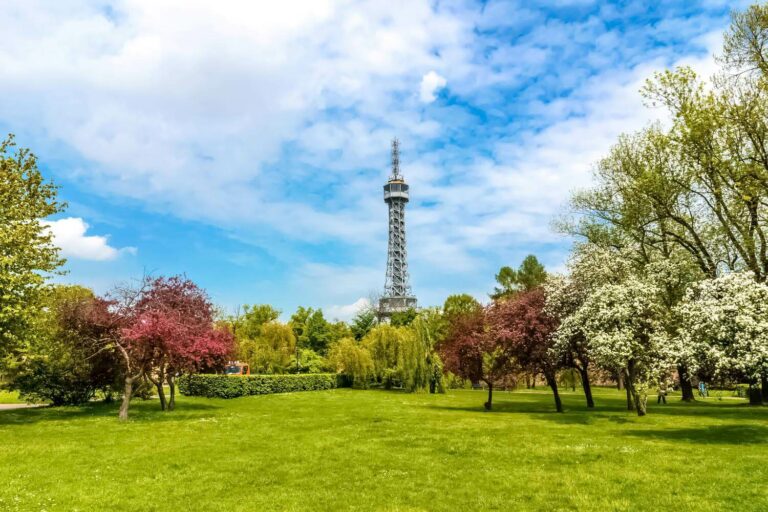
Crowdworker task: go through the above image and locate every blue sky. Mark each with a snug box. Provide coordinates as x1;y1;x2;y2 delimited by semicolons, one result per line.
0;0;748;320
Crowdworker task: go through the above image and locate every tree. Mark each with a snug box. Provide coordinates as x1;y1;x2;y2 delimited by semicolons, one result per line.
328;337;374;388
491;255;547;300
237;321;296;374
567;278;671;416
545;245;636;408
351;309;377;341
546;275;595;408
290;307;331;355
568;4;768;283
443;294;482;321
677;271;768;404
8;285;121;405
237;304;280;339
0;134;65;362
490;288;564;412
362;324;429;392
411;308;448;393
390;308;417;327
439;306;515;410
328;320;352;345
120;276;234;416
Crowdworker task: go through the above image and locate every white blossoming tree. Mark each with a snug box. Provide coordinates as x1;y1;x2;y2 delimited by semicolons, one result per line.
677;272;768;404
566;277;672;416
547;244;634;409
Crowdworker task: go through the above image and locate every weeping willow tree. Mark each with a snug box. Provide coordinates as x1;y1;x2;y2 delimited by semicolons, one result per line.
362;324;430;392
328;337;374;388
411;308;447;393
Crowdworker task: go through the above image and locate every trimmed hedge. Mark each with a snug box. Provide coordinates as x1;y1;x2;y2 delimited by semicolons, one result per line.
178;373;344;399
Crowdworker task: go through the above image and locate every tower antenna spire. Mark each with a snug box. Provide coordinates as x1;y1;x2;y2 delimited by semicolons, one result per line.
390;138;401;179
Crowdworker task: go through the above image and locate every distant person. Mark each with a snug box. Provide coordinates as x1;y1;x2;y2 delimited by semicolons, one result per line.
698;381;707;398
657;382;668;405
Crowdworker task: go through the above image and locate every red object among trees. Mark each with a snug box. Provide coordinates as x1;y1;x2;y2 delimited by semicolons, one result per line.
489;288;564;412
117;276;234;418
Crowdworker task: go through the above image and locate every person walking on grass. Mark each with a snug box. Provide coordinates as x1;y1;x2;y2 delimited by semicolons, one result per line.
657;381;668;405
698;381;707;398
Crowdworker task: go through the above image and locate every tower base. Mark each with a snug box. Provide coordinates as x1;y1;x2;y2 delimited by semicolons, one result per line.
378;296;417;322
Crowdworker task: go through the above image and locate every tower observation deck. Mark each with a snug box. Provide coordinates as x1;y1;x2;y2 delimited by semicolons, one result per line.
379;138;417;318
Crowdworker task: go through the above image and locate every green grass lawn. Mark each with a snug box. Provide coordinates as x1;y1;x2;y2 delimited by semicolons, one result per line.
1;387;766;511
0;390;23;404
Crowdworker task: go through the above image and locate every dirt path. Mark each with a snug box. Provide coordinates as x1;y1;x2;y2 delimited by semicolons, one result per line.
0;403;46;411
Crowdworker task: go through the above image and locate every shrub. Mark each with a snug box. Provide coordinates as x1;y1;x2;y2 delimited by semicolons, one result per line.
178;373;344;399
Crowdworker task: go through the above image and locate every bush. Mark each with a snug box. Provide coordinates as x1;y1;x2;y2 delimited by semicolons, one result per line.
11;358;96;406
177;373;345;399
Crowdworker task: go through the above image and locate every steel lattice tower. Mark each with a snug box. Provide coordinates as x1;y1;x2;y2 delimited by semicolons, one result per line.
379;138;417;318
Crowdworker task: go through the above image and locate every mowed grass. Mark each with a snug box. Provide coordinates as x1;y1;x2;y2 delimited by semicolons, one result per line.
1;388;767;511
0;390;23;404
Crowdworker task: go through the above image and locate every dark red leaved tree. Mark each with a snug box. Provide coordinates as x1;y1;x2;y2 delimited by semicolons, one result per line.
489;288;564;412
119;276;233;417
439;306;516;410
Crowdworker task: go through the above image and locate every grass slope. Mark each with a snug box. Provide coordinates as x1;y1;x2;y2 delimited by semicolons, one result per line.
1;388;766;511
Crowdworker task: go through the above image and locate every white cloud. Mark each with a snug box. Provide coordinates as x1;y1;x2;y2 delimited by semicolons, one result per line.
326;297;371;321
45;217;135;261
419;71;447;103
0;2;735;309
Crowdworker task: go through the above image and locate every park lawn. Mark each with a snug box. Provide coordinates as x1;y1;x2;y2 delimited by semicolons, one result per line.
1;388;766;512
0;390;23;404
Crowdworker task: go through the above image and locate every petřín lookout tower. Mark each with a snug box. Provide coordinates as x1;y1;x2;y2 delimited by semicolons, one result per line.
378;138;417;319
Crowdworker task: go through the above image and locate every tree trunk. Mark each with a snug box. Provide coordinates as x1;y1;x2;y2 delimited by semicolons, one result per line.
119;375;134;421
578;366;595;408
749;382;763;405
167;373;176;411
525;374;532;389
148;370;167;411
762;375;768;403
616;374;623;390
624;374;634;411
633;388;647;416
677;365;695;402
484;382;493;410
625;366;646;416
545;373;563;413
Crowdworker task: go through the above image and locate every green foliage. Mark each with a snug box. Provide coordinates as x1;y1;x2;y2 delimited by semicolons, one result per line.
327;320;352;345
0;135;65;361
328;337;374;388
291;348;330;374
363;324;429;391
734;383;751;398
491;255;547;299
412;308;448;393
237;321;296;374
290;306;331;354
236;304;281;338
8;285;120;405
351;309;377;341
177;373;342;398
442;294;481;321
390;308;417;327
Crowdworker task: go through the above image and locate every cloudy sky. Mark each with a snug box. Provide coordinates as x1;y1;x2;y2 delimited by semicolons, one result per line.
0;0;749;320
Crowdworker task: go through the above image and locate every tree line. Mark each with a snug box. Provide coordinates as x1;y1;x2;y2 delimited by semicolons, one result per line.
2;3;767;421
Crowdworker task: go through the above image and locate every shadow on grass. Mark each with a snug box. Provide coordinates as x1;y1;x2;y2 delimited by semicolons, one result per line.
623;424;768;444
0;399;221;426
425;392;768;425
